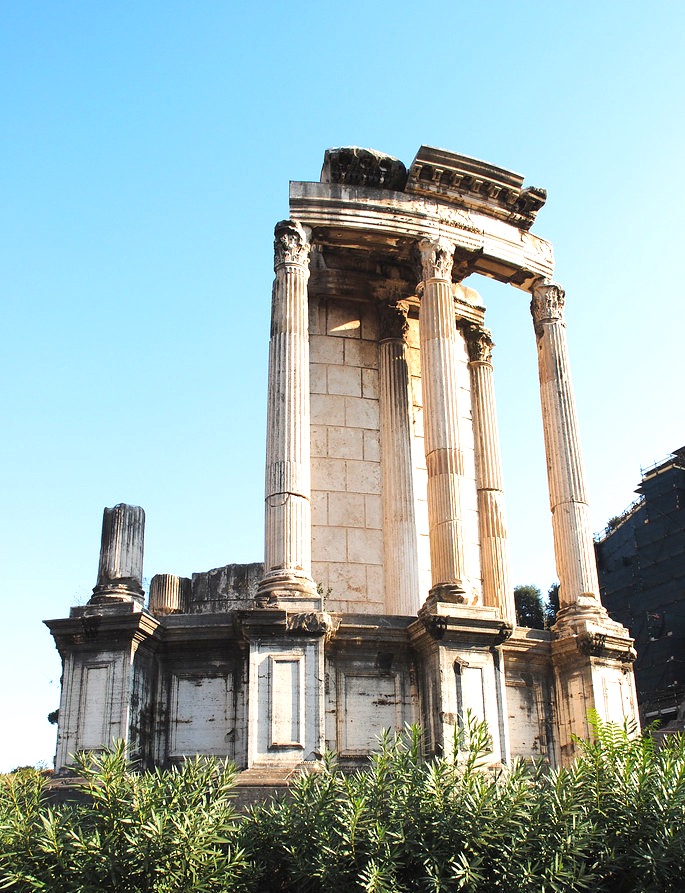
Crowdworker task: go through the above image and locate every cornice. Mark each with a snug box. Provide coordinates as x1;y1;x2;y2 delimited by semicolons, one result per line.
406;145;547;232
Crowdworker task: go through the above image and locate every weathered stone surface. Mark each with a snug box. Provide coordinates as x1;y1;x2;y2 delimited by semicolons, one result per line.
91;504;145;604
529;278;638;757
148;574;191;615
530;280;601;612
190;563;262;613
320;147;407;191
406;145;546;231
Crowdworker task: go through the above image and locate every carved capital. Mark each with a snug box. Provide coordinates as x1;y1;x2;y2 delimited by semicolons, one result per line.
378;300;410;341
418;237;455;281
531;279;565;335
463;323;494;363
274;220;310;270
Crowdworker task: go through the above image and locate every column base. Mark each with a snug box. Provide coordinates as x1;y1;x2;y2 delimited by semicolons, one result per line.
424;582;474;610
552;600;628;640
414;598;512;646
551;603;638;763
409;603;511;764
256;571;321;612
90;582;144;606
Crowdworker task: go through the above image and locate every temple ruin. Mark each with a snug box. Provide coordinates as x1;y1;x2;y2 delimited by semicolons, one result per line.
46;145;639;773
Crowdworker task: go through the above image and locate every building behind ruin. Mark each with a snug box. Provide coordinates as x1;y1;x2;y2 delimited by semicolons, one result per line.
46;146;639;773
596;448;685;729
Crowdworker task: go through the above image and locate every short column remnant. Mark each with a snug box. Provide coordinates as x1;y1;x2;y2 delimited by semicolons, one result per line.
464;324;516;625
378;299;420;615
90;503;145;604
258;220;319;609
148;574;191;615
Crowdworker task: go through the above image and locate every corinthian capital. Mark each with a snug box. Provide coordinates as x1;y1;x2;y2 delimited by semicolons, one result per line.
274;220;310;270
378;300;410;341
463;324;494;363
418;237;455;281
531;279;565;334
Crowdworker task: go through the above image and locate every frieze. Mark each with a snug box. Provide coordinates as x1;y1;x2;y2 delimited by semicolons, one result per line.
406;147;547;231
437;206;482;235
274;220;310;269
520;231;554;267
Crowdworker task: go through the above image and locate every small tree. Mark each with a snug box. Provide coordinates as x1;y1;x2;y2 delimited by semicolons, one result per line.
514;584;545;629
545;582;560;628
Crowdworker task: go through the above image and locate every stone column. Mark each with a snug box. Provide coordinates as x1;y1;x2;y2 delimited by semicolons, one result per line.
464;324;516;625
418;238;469;603
149;574;191;615
258;220;317;607
532;285;639;761
530;280;601;614
91;503;145;604
378;300;420;615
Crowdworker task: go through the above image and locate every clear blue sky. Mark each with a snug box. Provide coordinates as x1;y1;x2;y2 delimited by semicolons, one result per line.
2;1;683;771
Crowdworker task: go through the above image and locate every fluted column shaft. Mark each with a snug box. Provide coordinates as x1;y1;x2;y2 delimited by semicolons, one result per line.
149;574;191;615
91;503;145;603
379;301;420;614
418;239;469;600
259;220;316;602
531;280;600;611
464;325;515;624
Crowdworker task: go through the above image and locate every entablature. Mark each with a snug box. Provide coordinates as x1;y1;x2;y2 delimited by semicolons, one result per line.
290;180;554;292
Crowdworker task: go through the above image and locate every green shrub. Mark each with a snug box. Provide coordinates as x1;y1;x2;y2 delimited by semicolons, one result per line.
0;743;249;893
2;717;685;892
240;714;685;893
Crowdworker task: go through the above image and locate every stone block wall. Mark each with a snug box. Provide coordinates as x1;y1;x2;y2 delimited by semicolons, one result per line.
54;647;134;768
504;629;558;763
309;297;385;612
324;619;419;760
309;296;482;612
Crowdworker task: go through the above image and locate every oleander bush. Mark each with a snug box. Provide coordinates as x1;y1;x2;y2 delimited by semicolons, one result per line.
2;715;685;892
0;743;250;892
238;715;685;893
